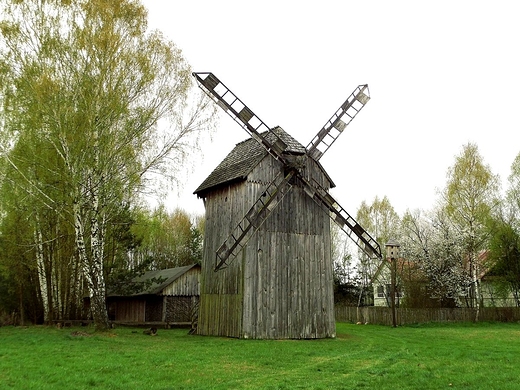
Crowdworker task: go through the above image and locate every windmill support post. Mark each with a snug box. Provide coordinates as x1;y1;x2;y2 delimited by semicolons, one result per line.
386;240;400;328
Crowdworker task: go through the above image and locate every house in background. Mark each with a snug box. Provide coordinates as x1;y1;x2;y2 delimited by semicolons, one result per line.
107;264;200;325
372;257;411;307
372;251;520;308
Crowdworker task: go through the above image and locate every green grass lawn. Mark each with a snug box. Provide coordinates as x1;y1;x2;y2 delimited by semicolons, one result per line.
1;322;519;389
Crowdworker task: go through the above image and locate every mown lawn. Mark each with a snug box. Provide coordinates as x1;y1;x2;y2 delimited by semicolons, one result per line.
1;322;519;389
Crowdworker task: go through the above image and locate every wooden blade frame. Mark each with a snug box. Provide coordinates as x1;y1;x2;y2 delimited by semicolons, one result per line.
299;176;382;259
306;85;370;161
193;72;380;271
214;170;295;271
193;72;288;163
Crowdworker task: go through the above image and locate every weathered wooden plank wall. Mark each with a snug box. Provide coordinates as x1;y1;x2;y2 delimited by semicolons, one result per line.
241;156;335;338
198;153;336;339
198;180;246;337
162;267;200;296
113;299;145;322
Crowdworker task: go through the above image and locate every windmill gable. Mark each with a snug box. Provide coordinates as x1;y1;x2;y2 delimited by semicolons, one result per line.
194;127;309;197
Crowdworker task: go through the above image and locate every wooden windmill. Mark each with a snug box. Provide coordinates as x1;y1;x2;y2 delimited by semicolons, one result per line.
193;73;381;339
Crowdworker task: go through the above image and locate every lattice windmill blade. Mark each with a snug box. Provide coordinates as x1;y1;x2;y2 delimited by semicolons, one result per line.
193;72;288;162
306;85;370;161
298;176;382;259
214;170;296;271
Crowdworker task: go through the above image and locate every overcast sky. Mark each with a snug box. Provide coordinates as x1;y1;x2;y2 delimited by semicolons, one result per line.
141;0;520;217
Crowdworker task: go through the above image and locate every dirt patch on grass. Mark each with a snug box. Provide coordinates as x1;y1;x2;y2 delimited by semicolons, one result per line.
70;331;92;337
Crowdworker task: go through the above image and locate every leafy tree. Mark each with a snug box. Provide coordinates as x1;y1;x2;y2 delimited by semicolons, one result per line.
129;207;203;270
356;196;400;290
506;152;520;227
105;206;202;295
485;153;520;307
400;208;468;307
442;143;500;319
0;197;44;324
486;218;520;306
0;0;215;329
357;196;400;246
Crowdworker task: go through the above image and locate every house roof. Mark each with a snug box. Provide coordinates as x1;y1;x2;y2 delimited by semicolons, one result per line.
109;264;200;297
371;258;423;284
194;126;331;196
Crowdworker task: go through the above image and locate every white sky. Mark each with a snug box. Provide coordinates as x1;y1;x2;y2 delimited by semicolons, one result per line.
141;0;520;218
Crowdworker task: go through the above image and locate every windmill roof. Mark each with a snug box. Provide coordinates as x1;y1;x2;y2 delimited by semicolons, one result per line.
194;126;306;196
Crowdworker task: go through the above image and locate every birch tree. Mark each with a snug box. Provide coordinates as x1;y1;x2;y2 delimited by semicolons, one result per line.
486;217;520;306
485;151;520;306
127;207;203;270
356;196;400;285
506;152;520;227
442;143;500;319
0;0;215;329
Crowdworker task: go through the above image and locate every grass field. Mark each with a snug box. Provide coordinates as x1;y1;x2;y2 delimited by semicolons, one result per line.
1;322;520;389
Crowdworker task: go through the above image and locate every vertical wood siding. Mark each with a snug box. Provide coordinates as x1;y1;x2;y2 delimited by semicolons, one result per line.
198;180;246;337
161;267;200;296
198;154;336;338
113;298;145;322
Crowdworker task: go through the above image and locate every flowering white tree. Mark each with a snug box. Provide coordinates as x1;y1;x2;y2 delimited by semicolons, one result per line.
401;208;468;307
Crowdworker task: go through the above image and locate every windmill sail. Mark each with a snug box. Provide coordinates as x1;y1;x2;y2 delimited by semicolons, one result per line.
193;72;288;162
306;85;370;161
299;176;381;259
215;170;295;271
193;72;381;274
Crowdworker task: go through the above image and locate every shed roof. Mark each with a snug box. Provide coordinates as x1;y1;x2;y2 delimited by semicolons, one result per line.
194;126;311;196
108;264;200;297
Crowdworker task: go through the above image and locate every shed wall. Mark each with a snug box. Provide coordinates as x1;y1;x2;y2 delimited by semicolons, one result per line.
161;267;201;296
111;298;145;322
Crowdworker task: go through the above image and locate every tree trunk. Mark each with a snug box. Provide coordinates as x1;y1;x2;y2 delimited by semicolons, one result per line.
470;251;481;322
90;184;109;330
74;200;109;330
34;225;50;324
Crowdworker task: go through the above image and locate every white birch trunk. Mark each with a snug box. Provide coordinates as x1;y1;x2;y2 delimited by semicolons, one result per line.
69;253;83;319
472;252;481;322
73;196;109;330
89;182;109;329
51;252;62;320
54;223;63;319
34;224;50;323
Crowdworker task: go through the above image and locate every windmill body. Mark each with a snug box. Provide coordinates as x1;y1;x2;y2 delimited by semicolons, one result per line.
194;127;335;339
192;72;382;339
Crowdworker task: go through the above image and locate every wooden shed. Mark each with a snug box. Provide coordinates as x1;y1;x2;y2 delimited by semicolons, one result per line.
194;127;336;339
107;264;200;325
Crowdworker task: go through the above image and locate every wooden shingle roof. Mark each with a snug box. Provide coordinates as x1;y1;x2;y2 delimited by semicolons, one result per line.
194;126;306;196
108;264;200;297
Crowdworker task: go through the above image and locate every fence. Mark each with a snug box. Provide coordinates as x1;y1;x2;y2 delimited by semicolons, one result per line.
335;305;520;326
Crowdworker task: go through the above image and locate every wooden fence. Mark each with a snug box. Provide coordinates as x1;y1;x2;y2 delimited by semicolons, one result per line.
335;305;520;326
